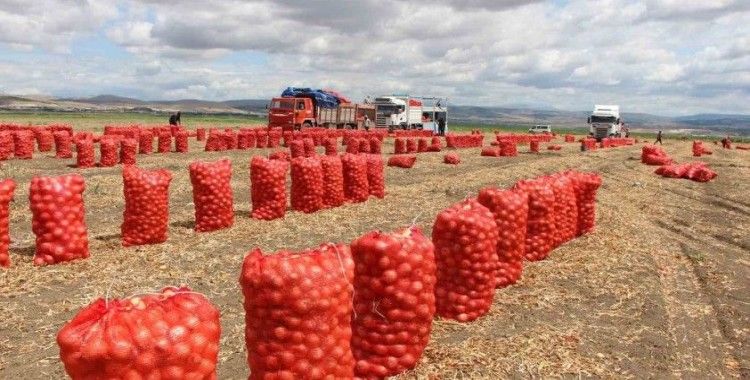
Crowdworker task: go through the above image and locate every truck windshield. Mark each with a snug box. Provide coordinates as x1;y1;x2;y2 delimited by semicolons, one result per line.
271;100;294;110
591;116;616;123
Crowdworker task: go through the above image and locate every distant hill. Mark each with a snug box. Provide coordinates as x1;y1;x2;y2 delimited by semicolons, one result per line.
0;94;747;135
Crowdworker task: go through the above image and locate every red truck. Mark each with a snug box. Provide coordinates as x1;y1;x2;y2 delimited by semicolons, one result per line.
267;97;375;131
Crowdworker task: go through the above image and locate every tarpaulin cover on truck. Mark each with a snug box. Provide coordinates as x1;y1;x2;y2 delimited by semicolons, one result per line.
281;87;339;108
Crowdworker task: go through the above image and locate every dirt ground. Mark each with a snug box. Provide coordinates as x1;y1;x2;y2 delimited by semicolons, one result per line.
0;134;748;379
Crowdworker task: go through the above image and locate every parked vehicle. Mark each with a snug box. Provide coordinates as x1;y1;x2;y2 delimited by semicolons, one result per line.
529;125;552;134
420;97;448;135
267;88;374;130
588;105;624;140
372;96;423;131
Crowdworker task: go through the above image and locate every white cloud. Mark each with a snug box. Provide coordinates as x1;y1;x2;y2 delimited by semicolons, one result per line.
0;0;747;115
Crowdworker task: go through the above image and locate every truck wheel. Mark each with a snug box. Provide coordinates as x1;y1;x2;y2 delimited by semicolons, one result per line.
302;121;312;129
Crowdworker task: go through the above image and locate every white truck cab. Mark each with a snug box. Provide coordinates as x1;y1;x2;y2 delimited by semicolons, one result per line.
529;125;552;134
588;105;623;141
373;96;423;131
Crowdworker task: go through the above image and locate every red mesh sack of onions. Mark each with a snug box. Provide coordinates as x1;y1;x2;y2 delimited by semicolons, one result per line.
121;165;172;246
443;153;460;165
433;199;499;322
120;139;137;165
321;155;345;208
303;138;316;157
394;138;406;154
240;244;355;379
268;131;282;148
268;150;290;161
350;226;436;378
477;187;529;287
175;131;189;153
346;138;360;154
530;140;540;153
568;171;601;236
359;138;371;154
289;140;305;158
99;138;119;167
547;173;578;248
341;153;369;203
30;174;89;265
290;157;324;213
387;155;417;168
250;156;288;220
366;154;385;199
138;130;153;154
369;138;382;154
54;131;73;158
513;178;555;261
417;138;428;153
57;286;221;380
0;132;14;160
37;129;54;152
481;147;500;157
406;138;417;153
431;136;442;150
189;158;234;232
0;179;15;268
324;138;338;156
223;130;238;150
244;132;257;150
157;132;172;153
76;139;95;168
256;131;268;148
196;128;206;141
14;131;34;159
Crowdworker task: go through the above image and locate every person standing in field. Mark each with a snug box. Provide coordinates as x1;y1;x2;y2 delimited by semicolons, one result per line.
438;118;446;136
363;115;371;131
169;111;181;126
654;130;663;145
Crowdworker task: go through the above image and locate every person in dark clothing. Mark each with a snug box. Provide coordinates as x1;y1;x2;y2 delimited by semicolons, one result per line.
169;111;181;126
437;118;446;136
654;130;663;145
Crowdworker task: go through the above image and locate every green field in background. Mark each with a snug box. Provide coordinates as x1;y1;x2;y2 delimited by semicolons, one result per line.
0;111;741;142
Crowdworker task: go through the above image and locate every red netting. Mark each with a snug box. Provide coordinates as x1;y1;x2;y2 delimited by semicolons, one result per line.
530;141;540;153
57;286;221;380
0;179;15;268
369;138;382;154
443;153;460;164
342;153;369;203
547;174;578;248
76;139;95;168
122;166;172;246
138;130;153;154
240;244;354;379
346;138;360;154
289;140;305;158
568;171;602;236
52;131;73;158
366;154;385;199
417;138;428;153
157;132;172;153
175;131;189;153
36;130;54;152
477;187;528;287
387;155;417;168
324;138;338;156
406;139;417;153
291;157;324;213
0;132;14;160
99;139;119;167
321;155;345;208
13;131;34;159
481;147;500;157
513;178;555;261
120;139;137;165
351;226;436;378
250;156;288;220
189;159;234;232
268;150;290;161
394;138;406;154
30;174;89;265
433;199;498;322
303;138;315;157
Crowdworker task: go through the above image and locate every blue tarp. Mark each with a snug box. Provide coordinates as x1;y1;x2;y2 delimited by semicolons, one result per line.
281;87;339;108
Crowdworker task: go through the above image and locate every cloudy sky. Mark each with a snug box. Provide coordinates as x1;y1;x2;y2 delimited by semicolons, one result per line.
0;0;748;115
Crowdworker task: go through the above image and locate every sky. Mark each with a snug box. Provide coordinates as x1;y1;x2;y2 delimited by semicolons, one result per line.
0;0;748;116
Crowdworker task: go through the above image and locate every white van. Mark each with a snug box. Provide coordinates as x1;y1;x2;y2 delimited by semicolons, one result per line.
529;125;552;134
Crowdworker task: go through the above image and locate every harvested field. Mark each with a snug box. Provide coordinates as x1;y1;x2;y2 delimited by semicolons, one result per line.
0;134;748;378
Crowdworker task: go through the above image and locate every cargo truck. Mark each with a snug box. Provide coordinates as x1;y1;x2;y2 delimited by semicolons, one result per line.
587;105;624;141
372;95;423;131
267;88;374;130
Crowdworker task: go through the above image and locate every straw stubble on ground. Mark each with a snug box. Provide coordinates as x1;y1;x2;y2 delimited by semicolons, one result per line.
0;135;748;379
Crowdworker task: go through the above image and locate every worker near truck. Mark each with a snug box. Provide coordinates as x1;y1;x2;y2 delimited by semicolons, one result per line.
363;115;372;131
654;130;663;145
438;118;446;136
721;135;732;149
